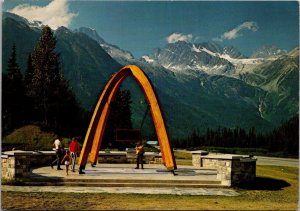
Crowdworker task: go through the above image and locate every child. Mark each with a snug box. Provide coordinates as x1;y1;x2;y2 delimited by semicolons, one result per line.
61;150;71;176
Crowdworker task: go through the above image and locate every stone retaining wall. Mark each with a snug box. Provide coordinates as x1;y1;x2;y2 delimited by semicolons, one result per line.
98;151;161;164
191;151;256;186
2;151;31;179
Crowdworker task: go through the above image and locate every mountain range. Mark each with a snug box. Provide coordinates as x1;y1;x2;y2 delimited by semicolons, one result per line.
3;12;299;138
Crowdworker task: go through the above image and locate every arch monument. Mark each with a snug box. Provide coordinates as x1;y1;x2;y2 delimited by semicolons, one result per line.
78;65;177;173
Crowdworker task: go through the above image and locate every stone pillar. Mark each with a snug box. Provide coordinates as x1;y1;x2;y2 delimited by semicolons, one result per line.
1;151;32;179
191;150;208;167
192;153;257;187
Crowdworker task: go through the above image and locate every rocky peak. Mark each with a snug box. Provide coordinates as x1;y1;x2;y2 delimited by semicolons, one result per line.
251;45;287;58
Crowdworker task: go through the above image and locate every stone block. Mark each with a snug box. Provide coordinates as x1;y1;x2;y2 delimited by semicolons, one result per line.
221;180;231;186
8;158;15;165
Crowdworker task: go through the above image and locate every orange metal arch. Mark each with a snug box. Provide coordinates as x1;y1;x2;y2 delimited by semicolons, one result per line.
78;65;176;172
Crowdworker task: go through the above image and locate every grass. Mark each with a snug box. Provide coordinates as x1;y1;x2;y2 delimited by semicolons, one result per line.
173;151;192;160
2;165;298;210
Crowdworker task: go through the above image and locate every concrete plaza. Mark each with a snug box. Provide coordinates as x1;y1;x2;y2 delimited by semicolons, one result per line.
2;163;239;196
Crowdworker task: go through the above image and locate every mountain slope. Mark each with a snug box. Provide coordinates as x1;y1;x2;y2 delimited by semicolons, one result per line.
3;17;40;72
2;13;122;110
56;26;121;109
240;49;299;123
77;26;272;136
251;45;287;58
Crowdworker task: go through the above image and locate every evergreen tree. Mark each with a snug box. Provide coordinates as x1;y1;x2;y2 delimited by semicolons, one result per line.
2;44;25;135
24;53;34;90
29;26;60;126
24;53;36;122
6;44;23;81
26;25;85;134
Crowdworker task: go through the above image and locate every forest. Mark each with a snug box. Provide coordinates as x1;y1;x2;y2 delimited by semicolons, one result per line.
173;115;299;157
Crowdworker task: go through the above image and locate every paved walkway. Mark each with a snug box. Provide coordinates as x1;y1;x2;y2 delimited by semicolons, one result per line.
2;164;240;196
2;185;239;196
30;164;219;181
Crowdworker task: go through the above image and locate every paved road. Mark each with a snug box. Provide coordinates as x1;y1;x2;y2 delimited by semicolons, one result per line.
175;150;299;168
255;156;298;167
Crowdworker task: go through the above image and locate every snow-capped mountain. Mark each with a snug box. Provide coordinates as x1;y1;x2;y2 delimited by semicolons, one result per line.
142;41;238;76
74;27;106;44
251;45;287;58
3;11;44;31
142;41;288;78
74;27;134;63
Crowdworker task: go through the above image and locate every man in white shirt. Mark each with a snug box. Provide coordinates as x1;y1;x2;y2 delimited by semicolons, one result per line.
51;138;63;170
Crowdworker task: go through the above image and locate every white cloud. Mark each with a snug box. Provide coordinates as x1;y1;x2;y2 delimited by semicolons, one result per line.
222;21;258;40
9;0;77;29
166;33;193;43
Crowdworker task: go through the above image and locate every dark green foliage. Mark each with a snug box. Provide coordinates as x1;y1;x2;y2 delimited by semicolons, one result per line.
24;26;86;135
2;44;25;135
102;88;133;150
27;26;60;126
2;26;89;141
173;115;299;157
2;125;56;151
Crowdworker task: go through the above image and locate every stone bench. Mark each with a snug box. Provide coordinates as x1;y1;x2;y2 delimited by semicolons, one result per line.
191;151;257;186
98;150;161;164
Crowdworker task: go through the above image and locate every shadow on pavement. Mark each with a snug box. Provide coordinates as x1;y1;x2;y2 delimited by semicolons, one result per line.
237;176;290;190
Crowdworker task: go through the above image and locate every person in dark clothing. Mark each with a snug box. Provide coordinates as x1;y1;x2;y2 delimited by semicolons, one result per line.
135;141;144;169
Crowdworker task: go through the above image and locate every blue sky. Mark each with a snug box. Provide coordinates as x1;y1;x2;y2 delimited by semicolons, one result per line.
3;0;299;57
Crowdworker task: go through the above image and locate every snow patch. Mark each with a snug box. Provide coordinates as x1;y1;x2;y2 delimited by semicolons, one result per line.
142;56;155;63
201;47;217;57
101;44;133;60
192;44;201;53
219;54;266;65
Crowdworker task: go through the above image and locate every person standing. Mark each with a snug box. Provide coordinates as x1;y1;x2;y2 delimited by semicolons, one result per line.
69;137;81;172
51;138;63;170
135;141;145;169
61;150;71;176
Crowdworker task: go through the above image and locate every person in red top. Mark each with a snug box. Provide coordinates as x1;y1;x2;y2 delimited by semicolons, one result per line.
69;137;81;172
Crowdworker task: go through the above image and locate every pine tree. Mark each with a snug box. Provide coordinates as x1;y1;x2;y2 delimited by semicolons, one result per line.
2;44;25;135
24;53;34;90
29;26;62;126
7;44;23;81
27;25;84;134
23;53;36;122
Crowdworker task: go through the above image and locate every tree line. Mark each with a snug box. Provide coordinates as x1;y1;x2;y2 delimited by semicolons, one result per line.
172;115;299;156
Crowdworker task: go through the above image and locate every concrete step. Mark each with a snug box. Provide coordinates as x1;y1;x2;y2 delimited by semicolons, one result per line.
21;176;223;188
30;178;219;184
21;181;223;188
